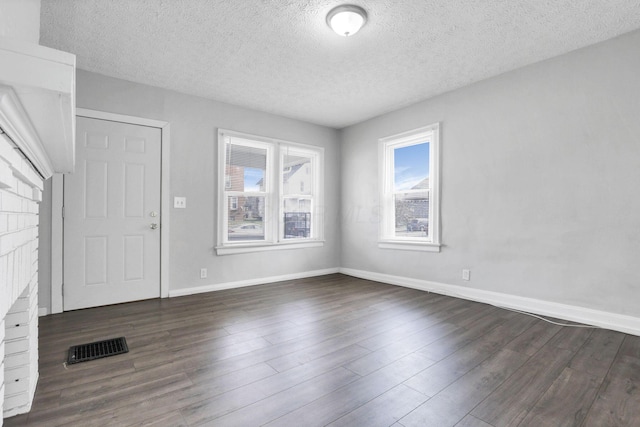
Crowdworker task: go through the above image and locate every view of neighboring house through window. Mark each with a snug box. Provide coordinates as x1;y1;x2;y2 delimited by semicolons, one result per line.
282;146;316;239
379;123;440;251
224;138;268;241
218;130;324;253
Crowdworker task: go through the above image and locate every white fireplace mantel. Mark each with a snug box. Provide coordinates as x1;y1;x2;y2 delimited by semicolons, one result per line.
0;36;75;178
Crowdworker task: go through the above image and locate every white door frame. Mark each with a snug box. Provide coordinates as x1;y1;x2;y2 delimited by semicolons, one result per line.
51;108;171;313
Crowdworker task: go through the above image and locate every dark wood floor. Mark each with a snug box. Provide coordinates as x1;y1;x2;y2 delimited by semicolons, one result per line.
4;274;639;426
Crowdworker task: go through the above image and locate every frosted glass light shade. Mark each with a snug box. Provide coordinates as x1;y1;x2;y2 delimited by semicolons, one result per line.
327;5;367;37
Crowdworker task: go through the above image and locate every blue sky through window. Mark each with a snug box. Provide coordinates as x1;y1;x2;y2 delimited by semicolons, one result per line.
244;167;264;192
394;142;429;191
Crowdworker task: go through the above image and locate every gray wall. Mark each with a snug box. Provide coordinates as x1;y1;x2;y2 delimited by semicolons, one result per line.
0;0;40;43
38;70;341;306
38;29;640;320
340;29;640;317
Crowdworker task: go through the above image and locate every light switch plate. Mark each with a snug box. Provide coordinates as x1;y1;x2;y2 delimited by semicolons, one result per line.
174;197;186;208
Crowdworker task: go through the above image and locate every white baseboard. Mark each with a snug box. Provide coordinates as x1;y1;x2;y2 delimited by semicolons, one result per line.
340;267;640;337
168;268;341;298
166;266;640;336
37;308;48;317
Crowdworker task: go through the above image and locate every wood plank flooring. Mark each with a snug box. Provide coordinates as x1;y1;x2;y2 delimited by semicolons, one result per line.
4;273;640;426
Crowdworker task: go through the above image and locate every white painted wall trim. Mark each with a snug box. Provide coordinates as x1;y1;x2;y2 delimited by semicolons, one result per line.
38;307;48;317
339;267;640;337
169;268;340;297
76;108;169;131
50;108;171;313
50;174;63;314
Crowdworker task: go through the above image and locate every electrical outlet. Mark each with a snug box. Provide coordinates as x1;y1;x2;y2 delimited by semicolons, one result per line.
174;197;187;209
200;268;207;279
462;269;471;281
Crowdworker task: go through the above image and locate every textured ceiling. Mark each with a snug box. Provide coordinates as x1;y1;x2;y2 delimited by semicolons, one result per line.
40;0;640;128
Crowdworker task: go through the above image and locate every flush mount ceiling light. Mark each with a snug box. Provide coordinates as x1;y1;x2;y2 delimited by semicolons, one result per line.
327;5;368;37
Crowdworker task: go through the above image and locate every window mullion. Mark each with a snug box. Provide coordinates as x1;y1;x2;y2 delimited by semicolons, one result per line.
278;144;285;241
265;143;277;242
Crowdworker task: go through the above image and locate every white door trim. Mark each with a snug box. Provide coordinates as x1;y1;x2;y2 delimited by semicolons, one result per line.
51;108;171;313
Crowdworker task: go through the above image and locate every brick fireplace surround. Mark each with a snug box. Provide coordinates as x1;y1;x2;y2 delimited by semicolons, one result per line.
0;135;42;418
0;28;75;425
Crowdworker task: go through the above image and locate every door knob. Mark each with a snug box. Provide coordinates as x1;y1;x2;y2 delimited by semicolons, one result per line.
150;223;158;230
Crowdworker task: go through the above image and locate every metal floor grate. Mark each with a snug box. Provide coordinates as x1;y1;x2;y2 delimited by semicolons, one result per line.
67;337;129;365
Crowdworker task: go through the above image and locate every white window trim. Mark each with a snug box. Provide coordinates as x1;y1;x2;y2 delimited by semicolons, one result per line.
216;129;324;255
216;240;325;256
378;123;441;252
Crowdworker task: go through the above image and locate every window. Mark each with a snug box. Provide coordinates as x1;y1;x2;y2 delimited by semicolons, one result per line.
217;129;324;255
379;123;440;252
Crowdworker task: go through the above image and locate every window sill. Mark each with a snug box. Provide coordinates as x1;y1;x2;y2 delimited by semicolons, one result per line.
216;240;325;256
378;240;441;252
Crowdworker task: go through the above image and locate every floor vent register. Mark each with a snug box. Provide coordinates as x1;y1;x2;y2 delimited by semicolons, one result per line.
67;337;129;364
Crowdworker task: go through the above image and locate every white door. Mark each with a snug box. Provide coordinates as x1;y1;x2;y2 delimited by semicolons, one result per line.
63;116;161;310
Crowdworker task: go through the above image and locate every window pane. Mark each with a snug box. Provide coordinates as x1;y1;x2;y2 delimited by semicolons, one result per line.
283;153;313;196
226;143;267;192
394;142;429;191
393;191;429;238
283;198;311;238
284;197;311;212
228;196;265;241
